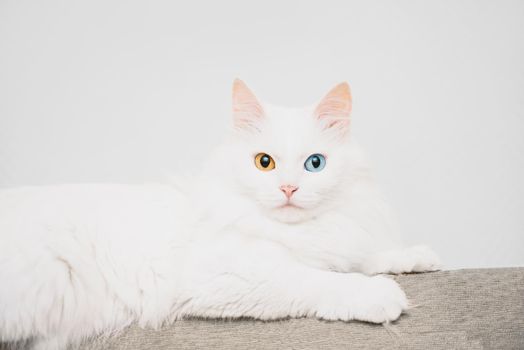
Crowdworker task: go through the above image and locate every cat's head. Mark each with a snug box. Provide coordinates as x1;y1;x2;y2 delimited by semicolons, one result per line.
224;79;355;224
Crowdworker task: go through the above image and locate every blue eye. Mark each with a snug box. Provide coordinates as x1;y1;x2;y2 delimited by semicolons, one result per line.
304;154;326;172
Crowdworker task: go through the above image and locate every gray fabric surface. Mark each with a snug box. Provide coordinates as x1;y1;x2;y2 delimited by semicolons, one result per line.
77;268;524;350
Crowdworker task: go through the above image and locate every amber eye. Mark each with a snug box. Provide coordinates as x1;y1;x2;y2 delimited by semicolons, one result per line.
254;153;275;171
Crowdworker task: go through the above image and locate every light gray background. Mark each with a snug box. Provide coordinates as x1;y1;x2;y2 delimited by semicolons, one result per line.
1;0;523;269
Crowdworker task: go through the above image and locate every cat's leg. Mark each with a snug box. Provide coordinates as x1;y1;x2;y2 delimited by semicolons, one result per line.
29;335;70;350
176;240;409;324
361;245;441;275
0;249;134;350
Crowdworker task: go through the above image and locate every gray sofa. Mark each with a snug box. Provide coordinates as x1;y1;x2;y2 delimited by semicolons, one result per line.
79;268;524;350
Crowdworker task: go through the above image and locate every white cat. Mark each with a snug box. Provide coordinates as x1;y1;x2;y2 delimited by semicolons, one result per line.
0;80;440;350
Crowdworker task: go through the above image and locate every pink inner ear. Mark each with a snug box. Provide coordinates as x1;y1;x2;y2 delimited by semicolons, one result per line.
232;79;264;129
315;82;352;131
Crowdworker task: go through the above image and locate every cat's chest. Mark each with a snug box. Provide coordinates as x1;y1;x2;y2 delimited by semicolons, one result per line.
230;212;372;272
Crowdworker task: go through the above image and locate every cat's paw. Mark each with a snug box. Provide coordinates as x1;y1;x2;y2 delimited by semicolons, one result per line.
404;245;441;273
315;275;408;324
350;275;408;323
363;245;442;275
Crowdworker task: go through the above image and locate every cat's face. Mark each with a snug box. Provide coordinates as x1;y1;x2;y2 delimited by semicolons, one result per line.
227;80;352;224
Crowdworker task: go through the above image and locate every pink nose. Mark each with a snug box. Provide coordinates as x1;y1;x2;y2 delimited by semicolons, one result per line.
280;185;298;199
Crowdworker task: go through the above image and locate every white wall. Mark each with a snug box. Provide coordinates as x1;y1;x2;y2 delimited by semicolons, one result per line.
1;0;523;269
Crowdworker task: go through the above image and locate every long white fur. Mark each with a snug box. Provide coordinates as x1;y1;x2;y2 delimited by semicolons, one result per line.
0;80;440;350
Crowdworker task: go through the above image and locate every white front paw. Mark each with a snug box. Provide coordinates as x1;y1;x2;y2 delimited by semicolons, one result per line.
365;245;442;275
408;245;441;272
351;275;408;323
315;275;408;324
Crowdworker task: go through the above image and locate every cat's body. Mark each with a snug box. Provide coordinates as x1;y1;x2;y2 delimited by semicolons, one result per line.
0;81;440;350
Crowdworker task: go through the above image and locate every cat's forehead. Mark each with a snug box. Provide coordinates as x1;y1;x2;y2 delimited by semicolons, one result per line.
255;104;326;155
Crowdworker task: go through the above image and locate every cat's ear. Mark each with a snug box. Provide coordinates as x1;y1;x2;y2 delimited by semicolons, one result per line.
232;79;265;131
315;82;352;134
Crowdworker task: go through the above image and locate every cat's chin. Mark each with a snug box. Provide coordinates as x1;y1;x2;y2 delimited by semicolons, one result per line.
269;205;312;224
